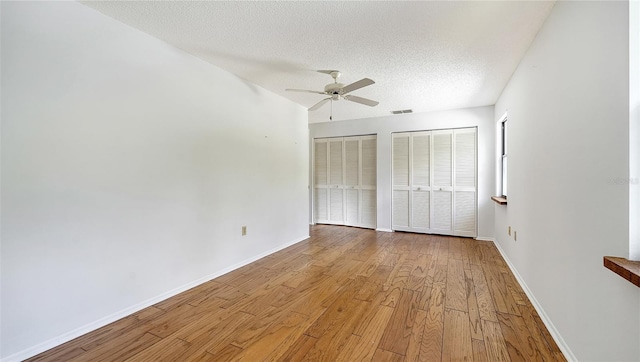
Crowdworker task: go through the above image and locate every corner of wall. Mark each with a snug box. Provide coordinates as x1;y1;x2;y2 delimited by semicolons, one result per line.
629;0;640;261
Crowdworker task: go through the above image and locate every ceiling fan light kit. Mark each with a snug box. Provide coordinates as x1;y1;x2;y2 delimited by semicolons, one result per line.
285;70;379;115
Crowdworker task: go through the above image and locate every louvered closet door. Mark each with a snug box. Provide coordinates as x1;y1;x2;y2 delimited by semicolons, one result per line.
411;132;431;231
328;139;344;223
314;140;329;223
392;133;411;229
344;138;360;226
391;128;476;237
454;129;477;237
431;130;453;234
360;136;377;228
314;135;377;229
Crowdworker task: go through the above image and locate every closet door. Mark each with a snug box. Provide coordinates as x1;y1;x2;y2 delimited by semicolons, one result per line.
411;132;431;232
454;129;477;236
360;136;377;228
392;133;411;230
392;128;476;237
328;138;344;224
344;138;360;226
431;130;454;234
314;139;329;223
314;135;377;229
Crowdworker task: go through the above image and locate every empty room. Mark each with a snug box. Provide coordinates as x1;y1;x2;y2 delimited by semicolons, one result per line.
1;1;639;361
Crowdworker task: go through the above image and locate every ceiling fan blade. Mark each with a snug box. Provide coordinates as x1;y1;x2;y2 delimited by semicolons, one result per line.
285;88;326;95
309;97;331;111
343;95;379;107
341;78;375;94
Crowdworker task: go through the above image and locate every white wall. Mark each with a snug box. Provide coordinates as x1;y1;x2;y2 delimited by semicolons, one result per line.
309;106;495;240
630;0;640;261
0;2;309;360
494;1;639;361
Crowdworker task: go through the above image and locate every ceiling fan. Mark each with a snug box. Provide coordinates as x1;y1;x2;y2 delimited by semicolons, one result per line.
286;70;379;111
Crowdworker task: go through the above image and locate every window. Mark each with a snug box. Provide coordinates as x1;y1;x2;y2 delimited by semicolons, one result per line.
500;114;508;198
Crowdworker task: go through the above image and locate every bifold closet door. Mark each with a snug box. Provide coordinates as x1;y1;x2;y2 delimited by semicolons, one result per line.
392;134;410;229
360;136;377;228
314;139;329;223
314;135;377;229
392;131;434;233
328;139;344;224
411;132;431;232
392;128;476;237
431;130;453;234
454;129;477;237
344;138;359;226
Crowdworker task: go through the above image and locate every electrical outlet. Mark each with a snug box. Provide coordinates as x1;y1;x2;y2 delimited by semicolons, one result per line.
508;226;511;236
514;231;517;241
242;226;247;236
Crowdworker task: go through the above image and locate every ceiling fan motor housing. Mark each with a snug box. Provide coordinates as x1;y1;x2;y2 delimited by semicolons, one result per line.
324;83;344;95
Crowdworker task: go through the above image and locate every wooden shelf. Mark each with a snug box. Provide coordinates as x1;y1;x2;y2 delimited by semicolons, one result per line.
491;196;508;205
603;256;640;287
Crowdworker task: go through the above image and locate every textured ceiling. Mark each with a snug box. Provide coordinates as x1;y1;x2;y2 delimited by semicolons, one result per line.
82;1;555;123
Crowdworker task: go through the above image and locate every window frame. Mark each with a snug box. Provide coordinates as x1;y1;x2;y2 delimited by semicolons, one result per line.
499;113;508;198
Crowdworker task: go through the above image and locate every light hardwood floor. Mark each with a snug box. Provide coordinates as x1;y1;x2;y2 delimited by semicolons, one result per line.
29;225;566;361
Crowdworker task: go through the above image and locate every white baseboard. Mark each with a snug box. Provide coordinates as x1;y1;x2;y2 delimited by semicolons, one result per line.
1;235;310;362
492;241;577;362
376;228;393;232
474;236;495;242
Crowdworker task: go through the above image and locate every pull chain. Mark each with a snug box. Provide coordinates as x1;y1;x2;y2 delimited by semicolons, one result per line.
330;99;333;121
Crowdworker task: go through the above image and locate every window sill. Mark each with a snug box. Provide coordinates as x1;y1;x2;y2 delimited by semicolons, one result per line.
603;256;640;288
491;196;508;205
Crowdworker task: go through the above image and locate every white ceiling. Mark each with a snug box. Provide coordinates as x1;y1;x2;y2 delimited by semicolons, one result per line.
82;1;555;123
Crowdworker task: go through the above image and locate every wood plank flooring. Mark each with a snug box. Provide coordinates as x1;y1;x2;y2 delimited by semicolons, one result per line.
28;225;566;361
